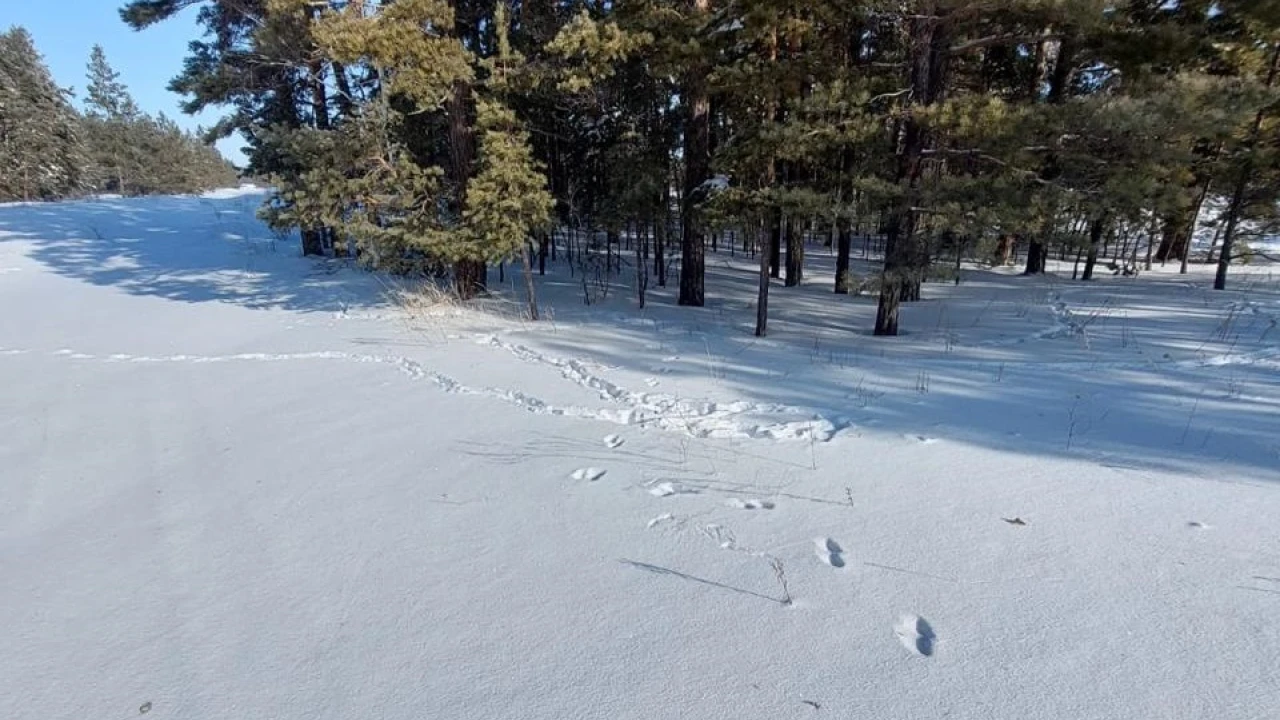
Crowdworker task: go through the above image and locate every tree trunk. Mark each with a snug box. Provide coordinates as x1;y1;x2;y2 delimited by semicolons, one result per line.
835;217;852;294
454;259;486;300
446;74;481;299
1024;239;1046;274
520;240;539;320
654;202;667;287
875;10;948;336
953;234;963;285
636;221;648;309
784;215;803;286
769;210;782;278
331;62;355;118
1081;216;1105;281
538;232;548;275
678;0;711;307
755;220;771;336
301;228;324;256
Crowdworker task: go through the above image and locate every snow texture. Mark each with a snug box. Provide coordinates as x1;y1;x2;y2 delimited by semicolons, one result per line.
3;191;1280;720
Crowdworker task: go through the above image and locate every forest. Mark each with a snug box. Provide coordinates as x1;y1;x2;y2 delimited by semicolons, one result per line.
0;29;237;202
109;1;1280;335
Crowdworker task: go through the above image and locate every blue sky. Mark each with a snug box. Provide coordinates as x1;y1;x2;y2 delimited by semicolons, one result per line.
5;0;247;165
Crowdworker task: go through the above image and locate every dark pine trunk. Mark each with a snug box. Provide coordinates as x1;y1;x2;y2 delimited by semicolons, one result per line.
301;229;324;256
835;217;852;294
769;210;782;278
875;10;948;336
520;241;538;320
1081;216;1105;281
1024;240;1046;274
784;216;803;286
678;0;711;307
755;220;771;336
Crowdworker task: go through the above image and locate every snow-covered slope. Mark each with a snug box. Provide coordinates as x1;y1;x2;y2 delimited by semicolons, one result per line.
2;192;1278;720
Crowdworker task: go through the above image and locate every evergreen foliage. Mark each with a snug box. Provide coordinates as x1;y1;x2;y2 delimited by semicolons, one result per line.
123;1;1280;318
0;31;236;202
0;27;88;201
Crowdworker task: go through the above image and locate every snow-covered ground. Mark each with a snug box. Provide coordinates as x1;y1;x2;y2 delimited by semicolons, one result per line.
2;191;1279;720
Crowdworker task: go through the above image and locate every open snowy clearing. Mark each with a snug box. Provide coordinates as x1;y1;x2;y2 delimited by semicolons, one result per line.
2;190;1279;719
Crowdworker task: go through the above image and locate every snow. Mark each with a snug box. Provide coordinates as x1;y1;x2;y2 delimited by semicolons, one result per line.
2;193;1279;719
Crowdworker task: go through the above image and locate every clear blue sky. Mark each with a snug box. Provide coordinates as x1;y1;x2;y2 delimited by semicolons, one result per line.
5;0;247;165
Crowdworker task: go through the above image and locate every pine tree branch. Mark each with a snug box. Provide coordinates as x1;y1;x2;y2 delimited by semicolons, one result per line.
951;33;1060;54
868;88;912;104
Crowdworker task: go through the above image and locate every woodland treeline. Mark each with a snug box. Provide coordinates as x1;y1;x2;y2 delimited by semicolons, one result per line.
120;1;1280;335
0;29;238;201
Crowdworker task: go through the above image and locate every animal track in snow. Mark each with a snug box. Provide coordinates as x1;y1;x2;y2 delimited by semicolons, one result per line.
19;339;846;444
894;615;936;657
814;537;845;568
727;498;775;510
648;482;696;497
603;434;624;449
481;336;841;443
646;513;675;528
570;467;607;482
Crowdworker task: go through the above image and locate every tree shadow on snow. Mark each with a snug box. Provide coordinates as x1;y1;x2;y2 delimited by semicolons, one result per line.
0;193;386;313
504;244;1280;482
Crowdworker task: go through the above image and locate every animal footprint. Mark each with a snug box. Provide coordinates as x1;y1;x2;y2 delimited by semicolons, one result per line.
603;434;624;449
894;615;935;657
646;513;675;528
814;537;845;568
570;467;607;482
649;482;694;497
727;498;775;510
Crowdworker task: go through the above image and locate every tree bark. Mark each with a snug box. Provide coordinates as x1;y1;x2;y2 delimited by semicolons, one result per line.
755;220;771;336
446;75;484;299
520;240;538;320
835;216;852;294
784;215;803;286
1024;238;1046;274
331;61;355;118
301;228;324;256
678;0;711;307
769;210;782;278
875;9;948;335
1081;216;1105;281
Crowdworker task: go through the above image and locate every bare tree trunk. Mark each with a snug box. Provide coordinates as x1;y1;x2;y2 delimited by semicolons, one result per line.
447;76;484;299
636;221;648;309
835;217;852;294
876;9;949;335
678;0;711;307
1082;216;1105;281
784;215;804;286
755;220;771;336
655;196;667;287
331;61;355;118
520;240;538;320
769;210;782;278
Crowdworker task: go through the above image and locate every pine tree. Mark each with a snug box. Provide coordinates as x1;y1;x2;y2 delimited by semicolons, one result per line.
0;27;87;201
82;44;143;193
